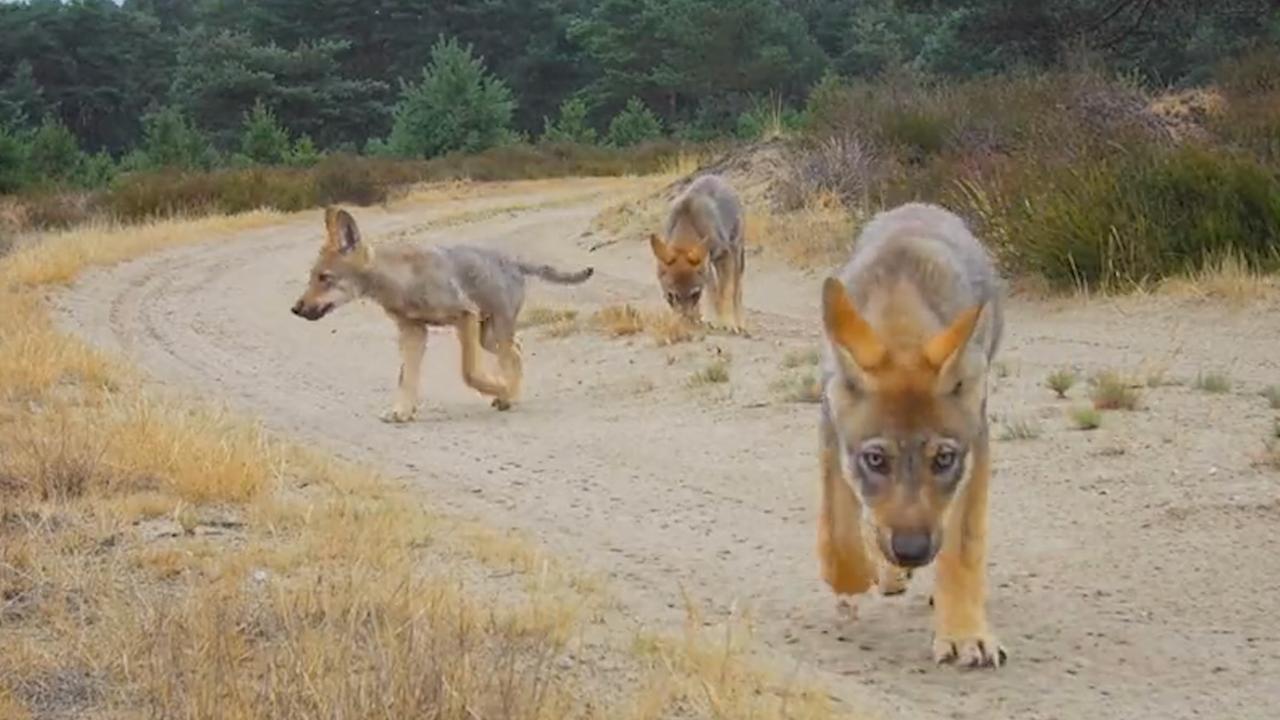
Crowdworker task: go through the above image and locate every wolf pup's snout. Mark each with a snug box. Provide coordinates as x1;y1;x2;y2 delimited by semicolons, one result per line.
889;531;935;567
290;300;304;316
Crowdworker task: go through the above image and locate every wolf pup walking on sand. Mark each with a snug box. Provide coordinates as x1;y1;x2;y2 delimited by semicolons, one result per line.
817;202;1007;668
648;174;746;333
291;207;594;421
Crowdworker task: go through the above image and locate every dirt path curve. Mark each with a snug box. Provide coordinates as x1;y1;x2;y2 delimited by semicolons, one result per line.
56;178;1280;719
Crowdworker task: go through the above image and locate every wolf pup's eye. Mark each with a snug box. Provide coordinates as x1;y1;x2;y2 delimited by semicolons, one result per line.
860;447;889;474
932;447;958;473
317;272;333;285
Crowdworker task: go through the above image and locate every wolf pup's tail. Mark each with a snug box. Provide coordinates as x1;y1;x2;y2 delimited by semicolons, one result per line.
518;262;594;285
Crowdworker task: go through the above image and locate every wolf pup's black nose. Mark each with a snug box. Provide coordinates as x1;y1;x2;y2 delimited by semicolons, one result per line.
890;532;933;567
290;301;304;316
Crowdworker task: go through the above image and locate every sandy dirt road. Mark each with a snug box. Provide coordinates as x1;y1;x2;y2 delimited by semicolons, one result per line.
56;178;1280;719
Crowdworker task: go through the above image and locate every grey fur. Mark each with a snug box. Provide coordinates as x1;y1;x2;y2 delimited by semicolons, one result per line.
657;174;748;330
293;210;594;419
822;202;1004;378
665;174;745;265
354;243;593;348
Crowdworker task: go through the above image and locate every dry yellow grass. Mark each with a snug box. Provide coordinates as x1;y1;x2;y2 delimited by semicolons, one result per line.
590;303;702;346
747;190;856;268
1089;370;1143;411
593;303;647;337
0;202;852;720
1159;252;1278;305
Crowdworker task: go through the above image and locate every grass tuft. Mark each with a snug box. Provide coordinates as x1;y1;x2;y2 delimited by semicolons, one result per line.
592;304;645;337
688;359;730;386
781;348;821;369
1070;405;1103;431
771;371;822;403
1045;368;1077;399
1089;370;1142;411
1262;385;1280;410
998;418;1042;441
1192;370;1232;394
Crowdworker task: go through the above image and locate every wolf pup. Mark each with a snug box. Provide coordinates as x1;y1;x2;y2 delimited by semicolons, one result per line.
291;207;594;421
648;174;746;333
817;202;1007;668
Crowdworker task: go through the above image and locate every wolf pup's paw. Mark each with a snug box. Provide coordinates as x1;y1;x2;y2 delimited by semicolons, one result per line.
379;406;416;424
835;596;858;623
932;631;1007;669
878;566;912;596
491;398;512;412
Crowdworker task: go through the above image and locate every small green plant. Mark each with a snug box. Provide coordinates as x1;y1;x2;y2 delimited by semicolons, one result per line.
1192;370;1232;394
771;371;821;403
689;359;730;386
1262;385;1280;409
1046;368;1077;399
519;306;578;328
386;36;516;158
607;97;662;147
998;418;1042;441
239;99;291;165
1089;371;1141;410
541;97;598;145
1264;420;1280;469
1070;405;1102;430
781;348;821;369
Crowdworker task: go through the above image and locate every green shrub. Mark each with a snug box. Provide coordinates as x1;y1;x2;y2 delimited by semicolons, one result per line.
1214;47;1280;160
736;95;801;140
607;98;662;147
541;97;597;145
26;117;84;185
984;145;1280;290
239;100;291;165
132;106;216;171
288;135;322;167
387;36;516;158
0;125;29;192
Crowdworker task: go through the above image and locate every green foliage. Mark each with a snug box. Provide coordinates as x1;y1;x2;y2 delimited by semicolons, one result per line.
607;97;662;147
79;152;118;189
26;117;85;186
736;95;802;140
571;0;824;129
240;101;292;165
0;61;47;131
288;135;322;167
387;36;516;158
99;144;683;224
1214;47;1280;161
130;106;216;171
171;29;388;151
0;1;171;153
541;97;598;145
989;145;1280;291
0;124;28;193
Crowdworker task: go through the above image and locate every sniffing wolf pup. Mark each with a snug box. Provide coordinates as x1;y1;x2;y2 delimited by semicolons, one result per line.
817;202;1007;668
291;207;593;422
648;174;746;333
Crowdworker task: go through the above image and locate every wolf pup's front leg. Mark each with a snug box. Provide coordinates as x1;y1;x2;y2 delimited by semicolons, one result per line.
931;432;1006;667
817;415;877;612
381;322;427;423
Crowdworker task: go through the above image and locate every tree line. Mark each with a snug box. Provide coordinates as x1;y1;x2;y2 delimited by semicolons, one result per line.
1;0;1276;190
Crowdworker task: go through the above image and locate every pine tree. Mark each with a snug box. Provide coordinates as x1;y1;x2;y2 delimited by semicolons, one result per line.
387;37;516;158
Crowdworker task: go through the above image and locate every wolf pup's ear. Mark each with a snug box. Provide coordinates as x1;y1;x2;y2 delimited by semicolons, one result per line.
649;234;676;264
325;207;362;254
684;243;707;266
822;277;886;371
923;302;986;372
